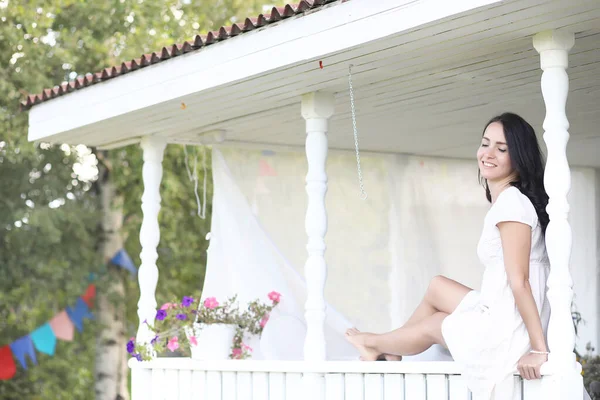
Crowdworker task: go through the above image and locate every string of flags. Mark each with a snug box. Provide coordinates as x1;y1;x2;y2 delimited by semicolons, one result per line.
0;283;95;381
0;248;137;380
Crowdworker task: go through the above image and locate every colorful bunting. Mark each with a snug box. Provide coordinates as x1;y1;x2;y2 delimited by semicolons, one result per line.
66;298;94;332
9;336;37;370
110;249;137;275
0;346;16;380
0;248;138;380
31;323;57;356
49;311;74;341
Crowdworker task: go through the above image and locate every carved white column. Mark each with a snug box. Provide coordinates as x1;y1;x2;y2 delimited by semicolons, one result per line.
136;136;167;342
301;92;335;363
534;30;583;399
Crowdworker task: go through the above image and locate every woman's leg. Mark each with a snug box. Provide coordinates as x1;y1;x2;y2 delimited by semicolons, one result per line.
347;312;449;360
349;275;472;360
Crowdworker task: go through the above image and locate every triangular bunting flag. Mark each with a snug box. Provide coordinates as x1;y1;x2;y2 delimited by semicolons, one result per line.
81;283;96;308
31;323;57;356
110;249;137;275
9;335;37;370
49;310;74;341
66;298;94;332
0;345;16;380
259;159;277;177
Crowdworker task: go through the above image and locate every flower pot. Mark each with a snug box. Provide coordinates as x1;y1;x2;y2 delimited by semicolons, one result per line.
186;323;236;360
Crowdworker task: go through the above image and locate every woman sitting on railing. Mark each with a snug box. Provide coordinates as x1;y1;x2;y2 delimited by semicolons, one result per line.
346;112;557;399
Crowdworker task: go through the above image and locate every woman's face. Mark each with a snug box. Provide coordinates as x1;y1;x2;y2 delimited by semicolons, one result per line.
477;121;515;182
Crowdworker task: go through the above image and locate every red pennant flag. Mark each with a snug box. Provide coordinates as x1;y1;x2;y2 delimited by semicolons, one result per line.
259;160;277;177
0;345;16;380
81;284;96;308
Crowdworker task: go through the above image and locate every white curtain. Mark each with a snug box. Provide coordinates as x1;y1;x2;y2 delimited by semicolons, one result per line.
202;146;598;361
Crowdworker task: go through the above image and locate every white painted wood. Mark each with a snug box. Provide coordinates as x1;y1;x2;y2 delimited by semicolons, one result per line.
191;370;207;399
269;372;285;400
236;372;253;400
364;374;384;400
448;375;470;400
383;374;404;400
131;364;152;400
164;368;179;399
178;369;192;400
345;373;365;400
493;375;520;400
325;374;345;400
222;371;237;400
285;373;303;400
426;374;448;400
301;91;335;362
28;0;501;141
206;371;222;399
136;136;167;343
151;368;166;400
523;379;541;400
127;358;464;374
252;372;269;400
533;29;585;400
404;374;427;400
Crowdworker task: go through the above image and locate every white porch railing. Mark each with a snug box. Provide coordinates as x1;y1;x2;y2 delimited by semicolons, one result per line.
129;358;544;400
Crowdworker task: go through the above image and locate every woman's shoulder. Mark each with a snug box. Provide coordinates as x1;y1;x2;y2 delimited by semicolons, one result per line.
488;186;538;228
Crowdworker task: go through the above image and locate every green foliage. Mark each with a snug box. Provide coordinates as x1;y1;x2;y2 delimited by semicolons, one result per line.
1;0;285;398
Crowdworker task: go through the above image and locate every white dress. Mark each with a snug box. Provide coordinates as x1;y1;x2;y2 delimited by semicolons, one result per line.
441;186;551;398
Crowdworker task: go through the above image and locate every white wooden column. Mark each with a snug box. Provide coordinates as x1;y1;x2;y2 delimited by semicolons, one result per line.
136;136;167;342
533;30;583;399
300;92;334;400
301;91;335;361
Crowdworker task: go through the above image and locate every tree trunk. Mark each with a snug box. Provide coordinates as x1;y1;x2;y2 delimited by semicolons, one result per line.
95;154;130;400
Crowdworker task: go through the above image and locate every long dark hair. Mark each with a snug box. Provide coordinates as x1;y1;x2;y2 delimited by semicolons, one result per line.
479;112;550;234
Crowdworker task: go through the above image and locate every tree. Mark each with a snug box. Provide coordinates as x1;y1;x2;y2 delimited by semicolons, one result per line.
0;1;284;399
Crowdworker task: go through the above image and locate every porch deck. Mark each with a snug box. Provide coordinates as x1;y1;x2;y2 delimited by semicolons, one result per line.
129;358;541;400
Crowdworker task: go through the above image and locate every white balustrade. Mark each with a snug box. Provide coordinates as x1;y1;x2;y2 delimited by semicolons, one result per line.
136;136;167;342
533;30;583;399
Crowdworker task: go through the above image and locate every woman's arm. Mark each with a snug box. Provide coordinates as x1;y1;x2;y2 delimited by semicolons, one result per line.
498;221;548;379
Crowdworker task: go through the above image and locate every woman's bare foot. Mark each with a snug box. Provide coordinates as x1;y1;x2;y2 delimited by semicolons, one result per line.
345;327;380;361
383;354;403;361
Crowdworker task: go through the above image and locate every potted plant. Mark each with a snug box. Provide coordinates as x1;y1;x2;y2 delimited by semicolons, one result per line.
127;291;281;361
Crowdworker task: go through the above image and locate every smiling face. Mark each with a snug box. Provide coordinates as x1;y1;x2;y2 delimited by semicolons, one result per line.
477;121;515;183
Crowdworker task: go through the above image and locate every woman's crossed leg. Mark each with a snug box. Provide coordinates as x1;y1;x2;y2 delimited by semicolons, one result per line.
347;275;471;361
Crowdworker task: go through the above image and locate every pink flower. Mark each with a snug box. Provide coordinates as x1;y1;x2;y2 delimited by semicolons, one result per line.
167;337;179;352
242;343;253;352
268;291;281;303
189;336;198;346
231;348;243;359
160;302;175;310
260;314;270;328
203;297;219;309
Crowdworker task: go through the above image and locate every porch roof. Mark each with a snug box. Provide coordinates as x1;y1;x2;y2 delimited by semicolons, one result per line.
20;0;340;111
23;0;600;167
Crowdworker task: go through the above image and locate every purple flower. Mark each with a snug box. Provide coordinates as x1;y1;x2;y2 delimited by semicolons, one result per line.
156;309;167;321
176;313;187;320
126;340;135;354
135;353;143;362
182;296;194;307
150;335;159;345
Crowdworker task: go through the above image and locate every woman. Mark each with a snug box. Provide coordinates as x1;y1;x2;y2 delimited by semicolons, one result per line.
346;112;553;398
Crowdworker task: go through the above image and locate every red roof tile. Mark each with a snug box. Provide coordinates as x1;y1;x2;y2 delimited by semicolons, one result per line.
21;0;339;111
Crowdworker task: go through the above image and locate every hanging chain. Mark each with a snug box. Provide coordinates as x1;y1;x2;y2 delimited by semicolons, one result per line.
348;64;368;200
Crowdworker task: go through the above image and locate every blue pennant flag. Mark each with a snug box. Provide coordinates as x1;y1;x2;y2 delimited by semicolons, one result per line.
9;335;37;369
110;249;137;275
31;323;57;356
66;297;94;332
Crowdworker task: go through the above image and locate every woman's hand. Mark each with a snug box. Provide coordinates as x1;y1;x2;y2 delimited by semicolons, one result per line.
517;352;548;380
